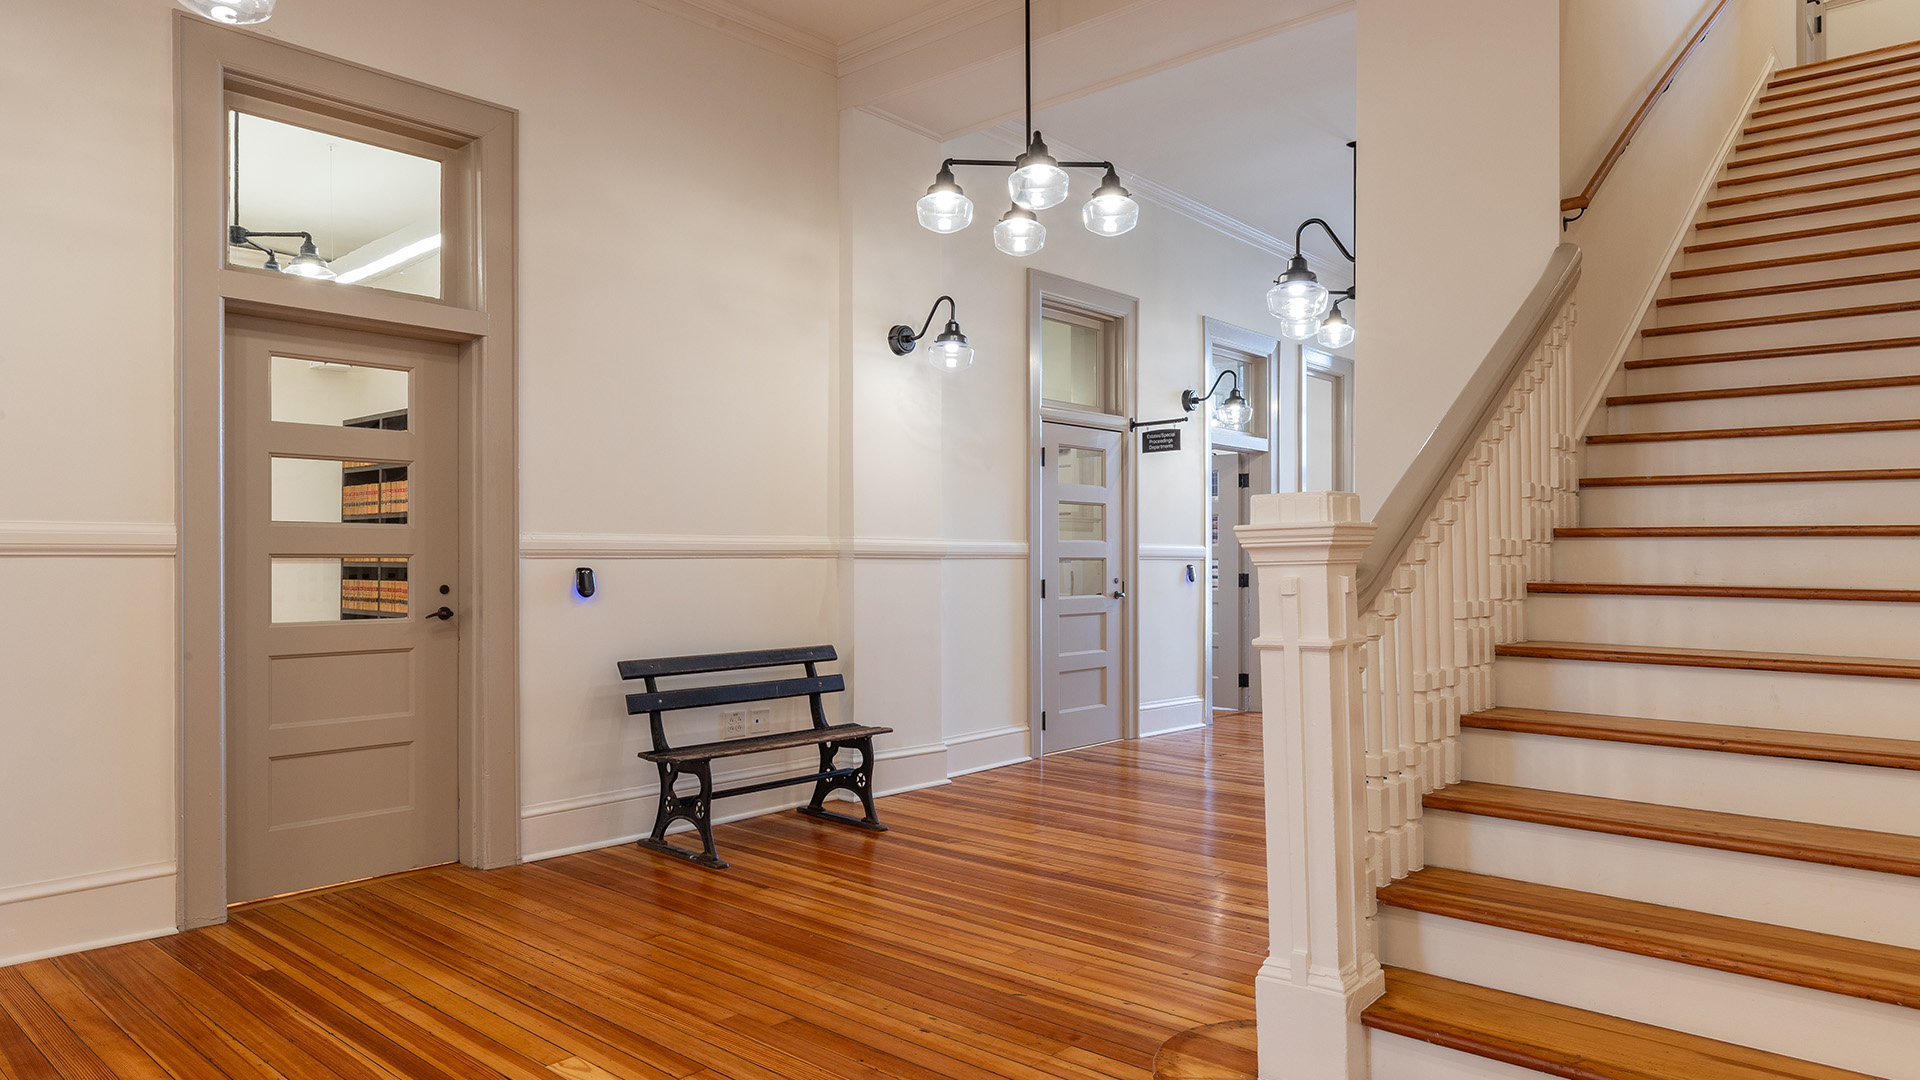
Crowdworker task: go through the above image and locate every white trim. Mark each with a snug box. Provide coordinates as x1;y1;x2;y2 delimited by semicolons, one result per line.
1140;695;1208;737
837;0;1010;76
1141;544;1209;561
520;532;1026;560
0;861;177;907
0;521;177;557
1573;52;1778;436
944;724;1029;747
624;0;837;72
851;537;1027;559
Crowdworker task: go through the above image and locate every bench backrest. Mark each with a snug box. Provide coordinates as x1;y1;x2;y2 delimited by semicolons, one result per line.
617;644;842;752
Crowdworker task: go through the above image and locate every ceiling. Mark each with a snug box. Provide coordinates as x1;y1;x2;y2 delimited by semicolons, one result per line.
716;0;986;50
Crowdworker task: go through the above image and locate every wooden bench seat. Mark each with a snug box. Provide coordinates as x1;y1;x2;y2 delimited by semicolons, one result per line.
619;644;892;869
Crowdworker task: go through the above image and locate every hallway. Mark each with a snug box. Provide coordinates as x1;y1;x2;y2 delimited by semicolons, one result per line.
0;718;1265;1079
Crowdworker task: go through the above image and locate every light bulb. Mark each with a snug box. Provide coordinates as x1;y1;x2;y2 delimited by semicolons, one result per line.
1214;389;1253;429
1279;315;1321;342
1081;170;1138;236
1316;305;1355;349
283;239;336;280
993;206;1046;257
1009;134;1069;210
1266;255;1331;322
916;168;973;234
179;0;275;24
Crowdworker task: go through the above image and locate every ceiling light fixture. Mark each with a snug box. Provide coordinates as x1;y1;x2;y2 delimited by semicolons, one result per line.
178;0;276;24
888;295;975;371
1183;370;1253;429
231;226;338;281
914;0;1139;256
1269;142;1358;347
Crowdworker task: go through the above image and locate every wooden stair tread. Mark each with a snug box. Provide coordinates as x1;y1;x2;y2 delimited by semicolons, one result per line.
1718;144;1920;188
1624;334;1920;369
1732;129;1920;170
1587;418;1920;442
1495;640;1920;681
1658;267;1920;306
1608;373;1920;406
1669;238;1920;277
1463;706;1920;770
1683;213;1920;254
1759;61;1920;104
1737;110;1920;152
1751;75;1920;121
1527;581;1920;602
1580;467;1920;486
1556;525;1920;538
1642;299;1920;335
1422;781;1920;876
1747;94;1920;136
1776;40;1920;82
1363;968;1881;1080
1378;868;1920;1008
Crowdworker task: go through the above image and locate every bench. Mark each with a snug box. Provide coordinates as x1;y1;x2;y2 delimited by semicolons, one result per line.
618;644;892;869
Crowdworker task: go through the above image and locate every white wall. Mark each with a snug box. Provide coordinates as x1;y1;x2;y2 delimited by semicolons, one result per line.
1562;0;1721;191
1353;0;1563;516
1827;0;1920;58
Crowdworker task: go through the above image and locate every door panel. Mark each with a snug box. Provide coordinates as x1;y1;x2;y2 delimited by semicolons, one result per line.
1042;423;1124;753
226;318;459;903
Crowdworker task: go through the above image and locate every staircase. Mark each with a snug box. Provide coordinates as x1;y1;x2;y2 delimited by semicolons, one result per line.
1362;42;1920;1080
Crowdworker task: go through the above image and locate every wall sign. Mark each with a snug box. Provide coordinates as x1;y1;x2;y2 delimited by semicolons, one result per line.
1142;428;1181;453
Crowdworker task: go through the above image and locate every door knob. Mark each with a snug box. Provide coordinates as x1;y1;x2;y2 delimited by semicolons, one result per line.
1111;590;1126;600
426;606;455;621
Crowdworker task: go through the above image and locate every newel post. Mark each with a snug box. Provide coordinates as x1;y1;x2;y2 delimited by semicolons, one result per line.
1235;492;1384;1080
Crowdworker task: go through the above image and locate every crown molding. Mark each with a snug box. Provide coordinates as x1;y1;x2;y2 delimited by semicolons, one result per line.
837;0;1013;76
626;0;838;73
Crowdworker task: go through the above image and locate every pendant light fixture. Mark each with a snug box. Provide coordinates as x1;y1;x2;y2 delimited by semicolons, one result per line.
179;0;276;24
914;0;1140;256
888;296;976;371
1268;142;1358;347
227;116;336;281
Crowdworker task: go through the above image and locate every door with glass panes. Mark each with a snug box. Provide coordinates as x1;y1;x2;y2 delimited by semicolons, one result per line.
225;317;459;903
1041;422;1125;753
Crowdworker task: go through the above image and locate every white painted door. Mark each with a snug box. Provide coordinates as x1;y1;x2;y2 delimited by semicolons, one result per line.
1211;452;1248;713
226;318;460;903
1042;423;1125;753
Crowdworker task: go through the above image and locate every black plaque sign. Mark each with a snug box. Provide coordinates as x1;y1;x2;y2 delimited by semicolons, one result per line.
1142;428;1182;453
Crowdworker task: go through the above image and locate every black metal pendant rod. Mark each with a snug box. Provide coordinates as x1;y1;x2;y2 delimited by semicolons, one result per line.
940;156;1115;171
1026;0;1033;147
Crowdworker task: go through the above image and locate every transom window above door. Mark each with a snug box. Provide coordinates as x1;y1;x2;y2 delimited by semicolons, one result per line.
1041;307;1121;415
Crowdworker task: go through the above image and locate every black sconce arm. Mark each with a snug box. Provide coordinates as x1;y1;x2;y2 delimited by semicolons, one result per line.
939;156;1121;173
1181;368;1240;412
1294;217;1356;264
889;295;960;355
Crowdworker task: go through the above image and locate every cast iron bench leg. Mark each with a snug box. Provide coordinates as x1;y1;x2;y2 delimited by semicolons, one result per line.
637;760;729;869
798;738;889;832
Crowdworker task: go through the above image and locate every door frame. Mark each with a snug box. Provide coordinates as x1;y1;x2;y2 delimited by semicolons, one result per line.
175;16;520;928
1028;272;1138;758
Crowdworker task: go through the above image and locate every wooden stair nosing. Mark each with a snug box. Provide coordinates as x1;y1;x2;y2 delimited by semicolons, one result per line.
1607;373;1920;406
1377;867;1920;1010
1717;144;1920;188
1730;128;1920;170
1696;188;1920;230
1736;108;1920;152
1494;640;1920;681
1362;968;1882;1080
1681;212;1920;253
1463;706;1920;770
1746;92;1920;136
1586;418;1920;443
1581;468;1920;487
1758;61;1920;105
1554;525;1920;538
1751;75;1920;120
1776;39;1920;82
1657;267;1920;306
1640;299;1920;336
1706;166;1920;208
1668;238;1920;278
1621;334;1920;369
1526;581;1920;602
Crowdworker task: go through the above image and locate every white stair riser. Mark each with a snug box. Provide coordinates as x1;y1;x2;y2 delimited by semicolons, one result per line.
1494;655;1920;739
1655;273;1920;320
1377;909;1920;1079
1755;81;1920;127
1605;385;1920;430
1577;478;1920;525
1639;309;1920;358
1701;172;1920;222
1619;348;1920;395
1368;1030;1549;1080
1671;243;1920;291
1583;428;1920;474
1737;117;1920;158
1422;810;1920;951
1690;194;1920;243
1728;132;1920;178
1678;220;1920;269
1458;728;1920;835
1523;590;1920;659
1552;536;1920;589
1716;153;1920;202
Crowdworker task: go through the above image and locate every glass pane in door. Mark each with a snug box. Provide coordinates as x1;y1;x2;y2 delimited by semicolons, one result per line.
1057;446;1106;487
271;356;409;426
1058;559;1106;597
273;457;410;524
272;556;411;623
1058;502;1105;541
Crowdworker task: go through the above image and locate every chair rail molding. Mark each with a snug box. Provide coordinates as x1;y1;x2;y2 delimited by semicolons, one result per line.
0;521;178;557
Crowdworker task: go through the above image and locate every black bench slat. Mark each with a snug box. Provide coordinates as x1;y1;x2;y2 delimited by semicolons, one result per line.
642;723;893;765
617;645;837;681
624;674;844;716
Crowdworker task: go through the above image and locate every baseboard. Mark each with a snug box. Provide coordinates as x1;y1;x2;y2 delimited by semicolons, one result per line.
1140;695;1207;737
945;724;1031;776
0;864;176;967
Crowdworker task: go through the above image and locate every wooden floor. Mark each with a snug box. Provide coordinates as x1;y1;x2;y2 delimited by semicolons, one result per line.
0;715;1267;1080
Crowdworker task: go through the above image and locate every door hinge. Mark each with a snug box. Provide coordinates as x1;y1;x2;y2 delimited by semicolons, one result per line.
1237;473;1250;489
1041;447;1047;465
1237;572;1249;588
1040;579;1047;599
1041;710;1047;731
1238;673;1250;689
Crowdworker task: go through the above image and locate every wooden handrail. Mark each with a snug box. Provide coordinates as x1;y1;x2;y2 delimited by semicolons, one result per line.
1563;0;1732;218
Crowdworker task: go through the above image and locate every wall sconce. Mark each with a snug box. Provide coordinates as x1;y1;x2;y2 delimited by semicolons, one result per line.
1268;142;1358;349
1183;370;1253;428
180;0;275;23
888;296;975;371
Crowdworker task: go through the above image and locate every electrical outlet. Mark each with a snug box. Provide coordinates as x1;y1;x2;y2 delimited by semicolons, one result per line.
749;707;771;731
721;709;746;737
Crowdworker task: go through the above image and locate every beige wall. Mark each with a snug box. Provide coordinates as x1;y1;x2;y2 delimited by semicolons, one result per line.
1827;0;1920;58
1562;0;1722;192
1353;0;1563;515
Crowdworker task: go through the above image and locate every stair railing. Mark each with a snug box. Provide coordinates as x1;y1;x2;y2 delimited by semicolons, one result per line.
1234;244;1581;1077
